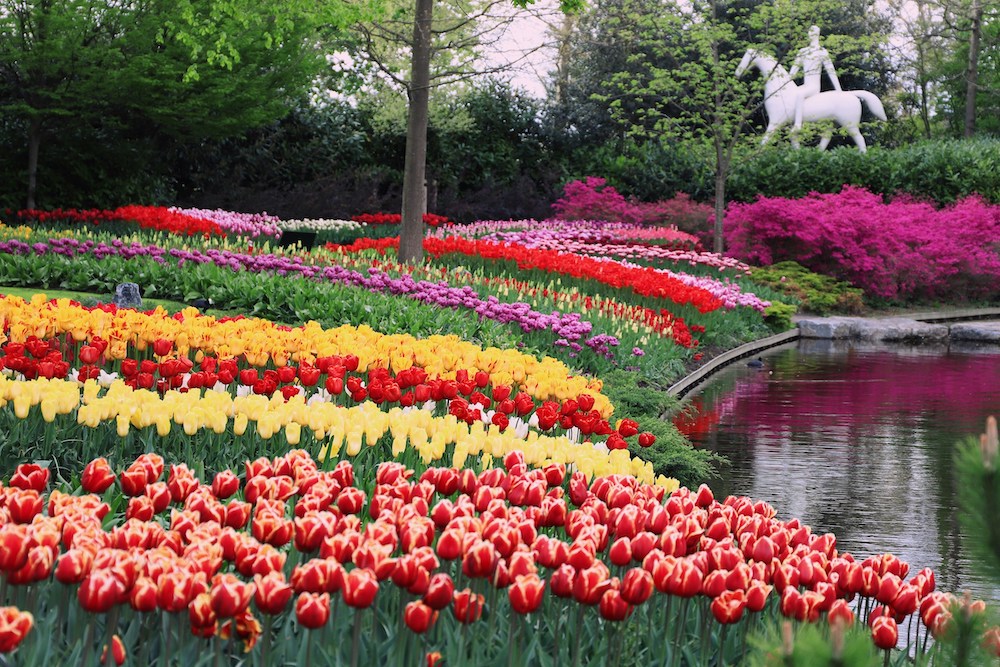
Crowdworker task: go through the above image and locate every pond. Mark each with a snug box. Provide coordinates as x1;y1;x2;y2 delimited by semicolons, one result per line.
675;339;1000;610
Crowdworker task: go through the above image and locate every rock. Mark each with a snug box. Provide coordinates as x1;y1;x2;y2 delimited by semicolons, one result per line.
114;282;142;309
853;318;949;342
797;316;948;342
796;316;862;339
949;321;1000;342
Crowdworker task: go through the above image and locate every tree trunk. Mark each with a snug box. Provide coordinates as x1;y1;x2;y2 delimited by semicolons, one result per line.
964;0;982;138
399;0;433;264
26;116;41;210
713;158;726;255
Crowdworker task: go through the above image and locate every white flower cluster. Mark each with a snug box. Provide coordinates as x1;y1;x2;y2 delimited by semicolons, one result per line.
278;219;365;232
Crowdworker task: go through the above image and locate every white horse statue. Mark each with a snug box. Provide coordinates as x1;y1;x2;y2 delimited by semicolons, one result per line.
735;48;887;152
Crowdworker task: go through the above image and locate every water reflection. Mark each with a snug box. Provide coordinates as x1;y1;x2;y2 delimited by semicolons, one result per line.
678;340;1000;609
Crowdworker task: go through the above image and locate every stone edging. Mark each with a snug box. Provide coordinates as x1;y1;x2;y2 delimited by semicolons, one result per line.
666;308;1000;401
666;329;799;399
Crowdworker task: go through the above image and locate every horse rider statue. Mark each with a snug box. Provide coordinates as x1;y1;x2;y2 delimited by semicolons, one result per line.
789;26;842;131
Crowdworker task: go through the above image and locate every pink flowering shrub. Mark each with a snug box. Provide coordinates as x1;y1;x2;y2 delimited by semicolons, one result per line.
552;177;713;237
724;186;1000;301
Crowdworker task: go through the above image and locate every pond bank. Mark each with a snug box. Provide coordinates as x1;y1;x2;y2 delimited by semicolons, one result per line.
668;307;1000;399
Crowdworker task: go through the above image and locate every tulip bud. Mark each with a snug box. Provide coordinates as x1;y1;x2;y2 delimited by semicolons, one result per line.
404;600;438;633
711;590;747;624
253;572;294;615
0;607;34;653
100;634;127;666
452;588;484;624
508;574;546;614
871;615;898;650
81;458;116;494
210;573;255;618
10;463;49;492
295;592;330;629
342;568;379;608
79;570;126;613
423;573;455;610
599;589;632;621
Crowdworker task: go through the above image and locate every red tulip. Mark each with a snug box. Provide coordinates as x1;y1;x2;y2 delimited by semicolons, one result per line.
620;568;654;605
452;589;484;624
100;634;127;666
10;463;49;492
711;590;747;624
423;573;455;610
508;574;545;614
871;615;898;650
211;470;240;500
745;581;772;612
638;432;656;447
599;590;632;621
79;570;126;613
210;573;255;618
7;545;54;585
55;548;93;585
828;599;855;627
130;577;158;612
461;540;498;579
295;592;330;629
572;564;612;606
0;606;34;653
342;568;379;608
119;468;147;497
982;626;1000;658
78;345;100;364
666;559;702;598
254;572;294;615
152;338;172;356
189;592;217;638
404;600;438;634
7;490;43;524
157;569;206;613
81;458;116;494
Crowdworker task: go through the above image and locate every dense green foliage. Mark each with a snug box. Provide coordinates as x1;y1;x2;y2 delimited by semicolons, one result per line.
751;261;866;314
728;139;1000;203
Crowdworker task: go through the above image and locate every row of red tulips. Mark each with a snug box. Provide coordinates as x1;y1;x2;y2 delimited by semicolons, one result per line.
323;236;727;314
2;450;996;665
1;334;659;448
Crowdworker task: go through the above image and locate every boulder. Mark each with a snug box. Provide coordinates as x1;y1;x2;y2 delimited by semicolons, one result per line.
797;316;949;342
796;316;861;339
949;321;1000;342
114;282;142;309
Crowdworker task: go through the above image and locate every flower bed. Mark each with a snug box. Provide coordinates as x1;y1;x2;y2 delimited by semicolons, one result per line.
1;448;990;665
724;186;1000;303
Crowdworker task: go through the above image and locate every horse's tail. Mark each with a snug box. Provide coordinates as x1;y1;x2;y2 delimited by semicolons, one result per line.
852;91;887;121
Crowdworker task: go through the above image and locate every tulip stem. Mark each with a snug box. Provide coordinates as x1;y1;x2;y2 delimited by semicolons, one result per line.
80;616;96;667
882;648;890;667
350;609;363;667
104;606;120;666
570;605;583;667
718;624;729;667
260;615;272;667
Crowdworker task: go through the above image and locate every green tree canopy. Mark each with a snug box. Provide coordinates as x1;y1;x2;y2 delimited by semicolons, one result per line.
0;0;370;208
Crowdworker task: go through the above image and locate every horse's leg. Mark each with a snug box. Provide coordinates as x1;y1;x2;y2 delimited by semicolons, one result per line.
847;126;867;153
818;128;833;150
761;124;780;146
790;125;802;150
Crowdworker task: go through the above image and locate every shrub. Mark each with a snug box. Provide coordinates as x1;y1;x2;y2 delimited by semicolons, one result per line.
725;186;1000;303
728;139;1000;204
751;261;866;314
552;177;713;236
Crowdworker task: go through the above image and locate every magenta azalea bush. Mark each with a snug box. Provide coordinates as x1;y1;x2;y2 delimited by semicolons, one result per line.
724;186;1000;302
553;177;713;234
